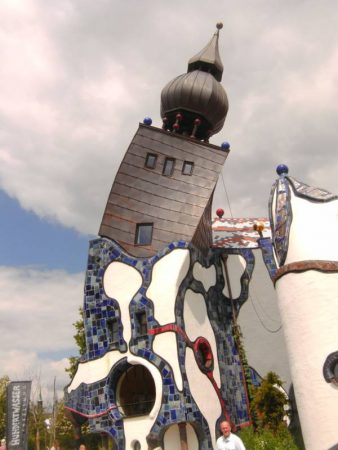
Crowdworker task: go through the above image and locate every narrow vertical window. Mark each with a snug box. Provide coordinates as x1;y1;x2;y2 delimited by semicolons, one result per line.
135;223;153;245
182;161;194;175
135;311;147;336
162;158;175;176
145;153;157;169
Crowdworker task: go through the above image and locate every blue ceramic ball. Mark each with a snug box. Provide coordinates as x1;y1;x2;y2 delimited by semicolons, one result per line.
276;164;289;175
221;141;230;151
143;117;152;126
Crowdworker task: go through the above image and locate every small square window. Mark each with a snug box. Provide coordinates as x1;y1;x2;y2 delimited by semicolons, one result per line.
145;153;157;169
162;158;175;176
135;223;153;245
182;161;194;175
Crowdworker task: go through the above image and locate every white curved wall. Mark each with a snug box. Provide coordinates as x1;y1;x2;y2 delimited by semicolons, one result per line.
68;349;127;392
222;255;245;299
183;289;221;387
277;272;338;450
163;424;181;450
285;192;338;264
153;331;183;390
147;249;190;325
103;261;143;344
163;423;199;450
185;348;221;448
186;424;199;449
192;262;216;291
273;190;338;450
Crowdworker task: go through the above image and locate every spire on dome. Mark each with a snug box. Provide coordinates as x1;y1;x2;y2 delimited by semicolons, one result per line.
187;23;224;82
160;23;228;141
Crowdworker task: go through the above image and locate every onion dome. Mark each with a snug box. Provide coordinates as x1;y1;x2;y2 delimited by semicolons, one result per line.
161;23;228;141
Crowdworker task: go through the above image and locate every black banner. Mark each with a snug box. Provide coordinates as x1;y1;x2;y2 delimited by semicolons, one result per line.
6;381;31;450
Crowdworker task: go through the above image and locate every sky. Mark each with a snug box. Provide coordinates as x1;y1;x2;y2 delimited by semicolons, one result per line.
1;0;338;404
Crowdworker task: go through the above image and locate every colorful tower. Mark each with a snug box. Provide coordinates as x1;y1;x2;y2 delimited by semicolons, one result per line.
268;165;338;450
65;25;252;450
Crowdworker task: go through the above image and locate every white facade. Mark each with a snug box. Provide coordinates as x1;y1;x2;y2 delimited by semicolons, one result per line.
271;179;338;450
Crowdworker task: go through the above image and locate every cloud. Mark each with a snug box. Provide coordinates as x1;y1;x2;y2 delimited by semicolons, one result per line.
0;266;83;402
0;0;337;231
1;0;338;407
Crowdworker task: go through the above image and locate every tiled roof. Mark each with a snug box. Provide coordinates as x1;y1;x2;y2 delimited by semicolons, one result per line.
212;217;271;249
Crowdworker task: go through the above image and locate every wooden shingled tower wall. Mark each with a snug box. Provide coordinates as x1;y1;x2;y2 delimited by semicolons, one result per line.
99;124;229;257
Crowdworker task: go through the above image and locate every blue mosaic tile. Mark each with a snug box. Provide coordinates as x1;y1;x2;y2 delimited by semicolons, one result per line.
269;176;292;266
65;238;251;450
258;237;278;280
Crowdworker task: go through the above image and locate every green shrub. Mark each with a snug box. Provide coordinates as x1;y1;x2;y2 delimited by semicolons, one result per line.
252;371;288;431
239;425;299;450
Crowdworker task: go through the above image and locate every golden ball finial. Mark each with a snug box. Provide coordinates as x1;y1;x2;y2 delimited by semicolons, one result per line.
216;22;223;30
254;222;265;233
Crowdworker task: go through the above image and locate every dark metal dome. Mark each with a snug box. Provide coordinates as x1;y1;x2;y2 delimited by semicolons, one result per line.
161;70;228;139
160;23;228;141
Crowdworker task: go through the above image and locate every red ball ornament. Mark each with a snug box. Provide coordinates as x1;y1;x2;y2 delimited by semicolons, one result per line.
173;123;180;130
176;113;183;121
216;208;224;218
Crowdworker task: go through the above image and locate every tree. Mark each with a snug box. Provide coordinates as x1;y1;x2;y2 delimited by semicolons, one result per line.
28;395;46;450
53;399;77;449
238;372;298;449
251;371;289;432
66;307;86;378
0;375;10;439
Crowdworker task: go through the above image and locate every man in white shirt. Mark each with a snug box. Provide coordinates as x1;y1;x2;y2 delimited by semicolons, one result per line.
216;420;246;450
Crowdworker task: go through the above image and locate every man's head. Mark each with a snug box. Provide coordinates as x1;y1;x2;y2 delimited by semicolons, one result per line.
220;420;231;438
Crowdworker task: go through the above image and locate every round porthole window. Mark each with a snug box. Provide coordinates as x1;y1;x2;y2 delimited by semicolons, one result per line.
116;364;156;417
323;351;338;386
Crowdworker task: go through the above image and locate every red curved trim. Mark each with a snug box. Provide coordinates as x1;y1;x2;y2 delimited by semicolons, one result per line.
149;324;231;422
65;404;117;419
148;323;190;341
206;371;233;426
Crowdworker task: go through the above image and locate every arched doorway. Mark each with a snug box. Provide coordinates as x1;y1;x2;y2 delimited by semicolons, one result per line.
163;423;199;450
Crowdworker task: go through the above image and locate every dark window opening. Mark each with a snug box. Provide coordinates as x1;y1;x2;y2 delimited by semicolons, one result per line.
182;161;194;175
145;153;157;169
133;442;141;450
135;311;148;336
135;223;153;245
116;365;156;417
195;338;213;371
107;318;119;345
162;158;175;176
323;351;338;385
